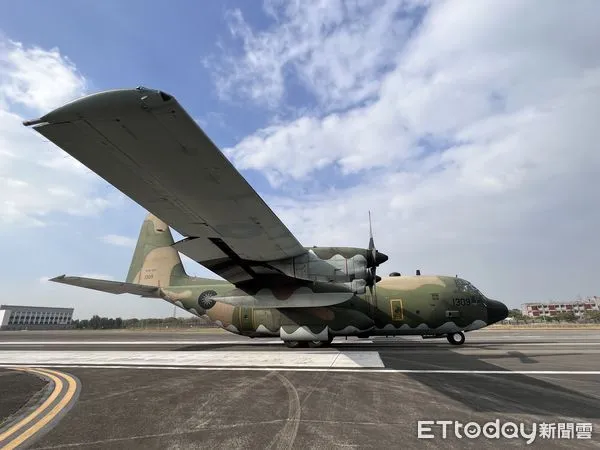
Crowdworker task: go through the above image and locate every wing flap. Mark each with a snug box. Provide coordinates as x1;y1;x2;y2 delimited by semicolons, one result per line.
50;275;163;298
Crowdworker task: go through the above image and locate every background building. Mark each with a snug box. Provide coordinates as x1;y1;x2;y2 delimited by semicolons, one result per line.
0;305;74;330
522;296;600;318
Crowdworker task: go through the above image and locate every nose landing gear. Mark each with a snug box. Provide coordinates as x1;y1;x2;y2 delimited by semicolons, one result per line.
446;331;465;345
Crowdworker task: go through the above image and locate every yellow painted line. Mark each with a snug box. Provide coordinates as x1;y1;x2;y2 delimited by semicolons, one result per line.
0;368;63;442
1;368;78;450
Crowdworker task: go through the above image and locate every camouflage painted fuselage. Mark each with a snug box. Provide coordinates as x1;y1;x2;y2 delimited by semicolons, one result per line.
122;214;505;342
158;275;494;340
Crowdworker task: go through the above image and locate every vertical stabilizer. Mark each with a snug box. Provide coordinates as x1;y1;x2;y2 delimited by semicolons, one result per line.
126;213;188;286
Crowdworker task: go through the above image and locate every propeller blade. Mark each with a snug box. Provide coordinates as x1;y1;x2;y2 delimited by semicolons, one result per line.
368;211;374;248
368;211;376;262
367;211;378;302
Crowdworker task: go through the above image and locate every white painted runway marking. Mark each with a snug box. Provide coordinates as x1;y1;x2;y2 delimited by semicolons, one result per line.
488;342;600;346
2;340;599;348
456;349;600;355
1;364;599;375
396;341;600;346
0;350;384;368
470;336;600;340
0;341;281;345
0;339;373;346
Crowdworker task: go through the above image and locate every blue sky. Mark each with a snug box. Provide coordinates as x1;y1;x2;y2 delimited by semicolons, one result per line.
1;0;600;318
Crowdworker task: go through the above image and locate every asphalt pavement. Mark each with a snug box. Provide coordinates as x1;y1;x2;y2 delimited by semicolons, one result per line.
0;328;599;449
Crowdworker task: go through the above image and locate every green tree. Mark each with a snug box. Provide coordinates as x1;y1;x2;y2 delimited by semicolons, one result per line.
508;309;526;320
554;311;576;322
89;315;101;329
584;311;600;322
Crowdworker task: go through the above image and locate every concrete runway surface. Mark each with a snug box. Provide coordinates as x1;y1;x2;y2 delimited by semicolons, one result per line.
0;328;599;449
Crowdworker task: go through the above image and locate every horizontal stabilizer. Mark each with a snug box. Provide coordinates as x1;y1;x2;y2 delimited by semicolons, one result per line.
213;292;353;308
50;275;163;298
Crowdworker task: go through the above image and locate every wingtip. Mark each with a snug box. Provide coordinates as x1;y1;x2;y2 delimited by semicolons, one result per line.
23;118;45;127
49;274;67;282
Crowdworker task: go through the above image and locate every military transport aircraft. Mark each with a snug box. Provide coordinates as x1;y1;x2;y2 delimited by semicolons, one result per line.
24;86;508;348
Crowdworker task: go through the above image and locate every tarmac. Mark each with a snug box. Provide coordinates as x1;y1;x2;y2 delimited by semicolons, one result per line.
0;328;599;449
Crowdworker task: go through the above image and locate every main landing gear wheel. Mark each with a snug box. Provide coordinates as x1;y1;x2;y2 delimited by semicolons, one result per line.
447;332;465;345
284;341;308;348
307;337;334;348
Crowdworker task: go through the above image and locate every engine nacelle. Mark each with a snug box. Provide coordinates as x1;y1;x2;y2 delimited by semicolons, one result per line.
270;248;373;287
326;254;369;281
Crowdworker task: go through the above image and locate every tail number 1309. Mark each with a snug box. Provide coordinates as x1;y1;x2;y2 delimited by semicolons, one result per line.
453;298;472;307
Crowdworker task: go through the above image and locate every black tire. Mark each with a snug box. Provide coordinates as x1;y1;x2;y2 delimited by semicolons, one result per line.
284;340;308;348
446;332;465;345
307;336;334;348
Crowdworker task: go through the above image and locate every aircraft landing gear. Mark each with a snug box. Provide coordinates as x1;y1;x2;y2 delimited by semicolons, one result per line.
284;336;334;348
307;336;334;348
284;341;308;348
446;332;465;346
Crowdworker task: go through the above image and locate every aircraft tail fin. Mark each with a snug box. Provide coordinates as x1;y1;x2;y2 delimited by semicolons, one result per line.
125;213;189;287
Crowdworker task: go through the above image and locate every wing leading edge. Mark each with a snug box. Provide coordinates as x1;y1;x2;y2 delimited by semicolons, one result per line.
25;87;307;286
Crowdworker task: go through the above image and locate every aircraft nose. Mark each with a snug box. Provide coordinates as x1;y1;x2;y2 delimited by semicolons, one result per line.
487;299;509;324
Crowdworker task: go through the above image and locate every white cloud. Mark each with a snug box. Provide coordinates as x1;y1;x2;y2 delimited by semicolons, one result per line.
212;0;600;303
101;234;137;248
0;40;87;113
211;0;424;110
0;39;117;227
81;273;115;281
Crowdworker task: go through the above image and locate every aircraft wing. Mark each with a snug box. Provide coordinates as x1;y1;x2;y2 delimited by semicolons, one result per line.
25;87;308;287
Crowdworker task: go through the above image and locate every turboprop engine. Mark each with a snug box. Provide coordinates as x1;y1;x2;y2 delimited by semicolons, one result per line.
269;213;388;295
269;246;387;294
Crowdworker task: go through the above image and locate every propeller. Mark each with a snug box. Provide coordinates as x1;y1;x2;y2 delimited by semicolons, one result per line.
366;211;388;298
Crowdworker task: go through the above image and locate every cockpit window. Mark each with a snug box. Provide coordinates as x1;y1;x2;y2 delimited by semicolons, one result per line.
455;278;477;293
455;278;486;304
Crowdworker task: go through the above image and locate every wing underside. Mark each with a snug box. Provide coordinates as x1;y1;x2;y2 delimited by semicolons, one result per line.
26;87;308;287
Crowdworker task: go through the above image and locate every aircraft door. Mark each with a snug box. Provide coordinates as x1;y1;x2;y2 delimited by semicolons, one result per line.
429;292;448;324
447;296;479;326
